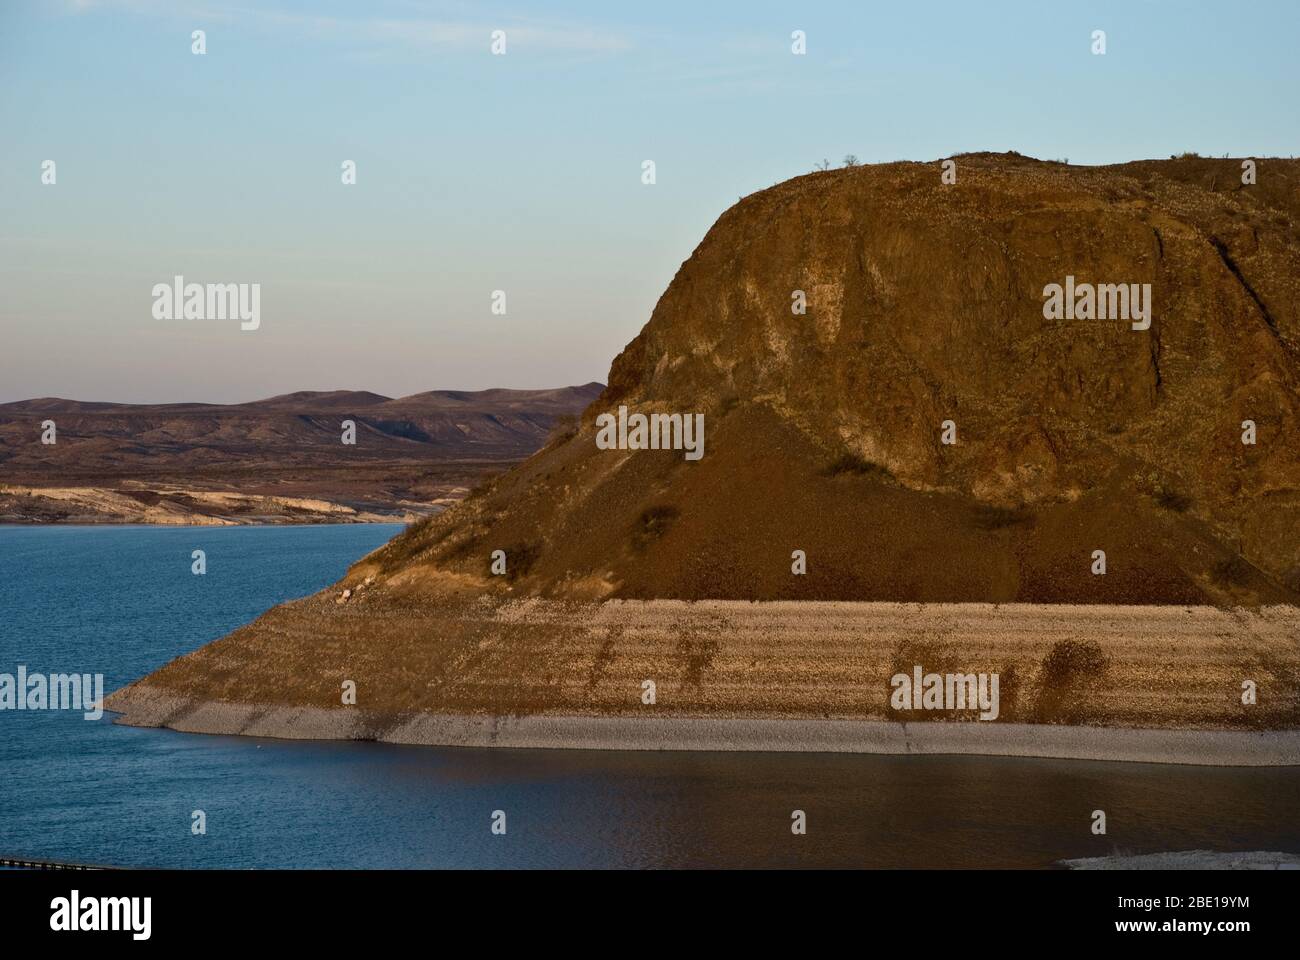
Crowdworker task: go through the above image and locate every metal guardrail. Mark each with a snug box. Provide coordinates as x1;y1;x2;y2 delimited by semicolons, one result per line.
0;856;111;870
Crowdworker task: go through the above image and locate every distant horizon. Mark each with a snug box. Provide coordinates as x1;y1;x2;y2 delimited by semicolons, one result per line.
0;379;607;408
5;0;1298;403
4;146;1292;407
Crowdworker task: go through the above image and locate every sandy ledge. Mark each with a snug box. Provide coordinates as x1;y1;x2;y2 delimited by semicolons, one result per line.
105;684;1300;766
0;485;419;525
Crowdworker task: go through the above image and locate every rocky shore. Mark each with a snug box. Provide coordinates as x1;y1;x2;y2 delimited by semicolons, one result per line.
104;682;1300;765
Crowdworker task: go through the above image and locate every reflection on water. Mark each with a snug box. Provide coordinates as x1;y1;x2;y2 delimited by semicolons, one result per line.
11;723;1300;868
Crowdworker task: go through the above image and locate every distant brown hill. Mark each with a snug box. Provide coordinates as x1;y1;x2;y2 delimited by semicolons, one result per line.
0;383;602;523
366;153;1300;605
0;383;604;468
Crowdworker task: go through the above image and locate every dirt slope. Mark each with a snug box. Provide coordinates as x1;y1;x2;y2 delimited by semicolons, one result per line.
369;154;1300;605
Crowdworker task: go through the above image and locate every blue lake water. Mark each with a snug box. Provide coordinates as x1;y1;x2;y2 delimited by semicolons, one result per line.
1;524;1298;869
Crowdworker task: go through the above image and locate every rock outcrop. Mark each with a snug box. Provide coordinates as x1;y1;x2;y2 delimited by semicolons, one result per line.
108;155;1300;739
367;154;1300;605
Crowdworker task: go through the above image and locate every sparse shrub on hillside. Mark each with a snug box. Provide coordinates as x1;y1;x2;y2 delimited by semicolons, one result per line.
995;664;1021;720
1211;555;1254;588
1137;471;1192;513
465;475;500;501
633;505;679;550
842;154;859;168
970;504;1034;530
546;414;578;446
376;516;439;572
674;632;719;688
1284;566;1300;594
499;542;541;581
1039;639;1108;686
1154;487;1191;513
821;453;895;481
442;532;484;563
1033;639;1109;723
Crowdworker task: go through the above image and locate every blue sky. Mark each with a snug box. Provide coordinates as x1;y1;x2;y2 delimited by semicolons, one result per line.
2;0;1297;403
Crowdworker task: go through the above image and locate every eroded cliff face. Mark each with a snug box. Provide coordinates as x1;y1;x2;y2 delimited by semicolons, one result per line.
366;154;1300;604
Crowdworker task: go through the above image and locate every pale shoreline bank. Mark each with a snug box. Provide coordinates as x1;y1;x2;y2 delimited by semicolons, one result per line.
105;684;1300;766
0;484;427;525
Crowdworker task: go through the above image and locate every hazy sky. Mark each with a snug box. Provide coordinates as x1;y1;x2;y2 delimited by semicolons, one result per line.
2;0;1297;403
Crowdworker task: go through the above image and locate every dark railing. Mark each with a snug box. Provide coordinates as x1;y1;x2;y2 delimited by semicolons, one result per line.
0;856;112;870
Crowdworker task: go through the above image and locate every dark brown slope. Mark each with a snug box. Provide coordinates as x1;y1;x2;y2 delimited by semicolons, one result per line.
366;154;1300;605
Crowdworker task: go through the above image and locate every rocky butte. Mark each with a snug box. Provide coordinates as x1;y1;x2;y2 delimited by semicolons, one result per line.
108;153;1300;763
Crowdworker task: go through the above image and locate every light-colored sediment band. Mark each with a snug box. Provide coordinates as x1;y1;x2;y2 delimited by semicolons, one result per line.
105;684;1300;767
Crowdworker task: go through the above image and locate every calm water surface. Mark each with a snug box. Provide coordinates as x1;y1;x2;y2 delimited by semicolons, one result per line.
2;524;1297;868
